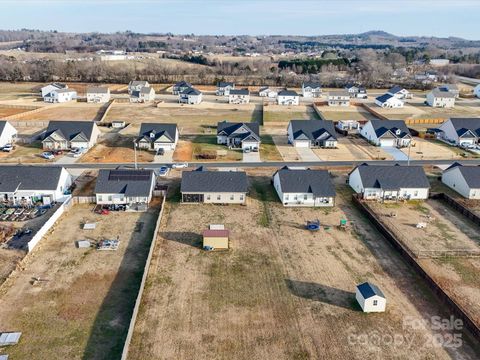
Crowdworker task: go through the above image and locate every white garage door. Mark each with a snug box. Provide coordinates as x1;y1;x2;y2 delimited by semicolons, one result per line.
380;139;395;147
294;140;310;148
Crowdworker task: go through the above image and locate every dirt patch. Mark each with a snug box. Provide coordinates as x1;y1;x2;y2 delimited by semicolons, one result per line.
72;170;98;196
173;139;193;162
0;107;31;118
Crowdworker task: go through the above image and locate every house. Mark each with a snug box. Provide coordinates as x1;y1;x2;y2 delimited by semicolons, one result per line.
360;119;412;147
0;166;72;206
172;80;193;95
336;120;359;132
136;123;179;151
216;81;235;96
414;71;438;83
43;88;77;103
228;89;250;104
287;120;337;148
375;93;404;108
277;90;300;105
442;163;480;199
437;118;480;146
0;121;17;147
95;169;156;209
328;90;350;106
203;225;229;250
474;84;480;98
426;89;456;108
437;84;460;98
273;167;336;207
345;84;367;99
430;59;450;67
180;167;248;204
217;121;260;151
40;82;68;98
356;282;386;313
42;121;101;150
178;87;202;104
111;120;126;129
128;80;150;94
130;86;155;103
302;82;322;98
348;164;430;200
258;86;277;98
86;86;110;103
387;85;412;99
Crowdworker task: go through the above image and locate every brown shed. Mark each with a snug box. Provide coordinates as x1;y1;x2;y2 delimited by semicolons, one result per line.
202;229;229;250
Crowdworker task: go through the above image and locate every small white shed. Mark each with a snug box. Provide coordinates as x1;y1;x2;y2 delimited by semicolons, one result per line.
355;282;386;313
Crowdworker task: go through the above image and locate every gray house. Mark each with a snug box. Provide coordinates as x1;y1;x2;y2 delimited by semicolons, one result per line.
181;167;248;204
42;121;101;150
217;121;260;151
287;120;337;148
172;80;193;95
216;81;235;96
136;123;179;151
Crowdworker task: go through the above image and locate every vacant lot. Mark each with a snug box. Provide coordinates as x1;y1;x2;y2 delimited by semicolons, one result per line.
402;138;461;160
260;135;283;161
106;103;262;134
318;106;378;121
127;179;479;359
263;104;319;128
313;136;393;161
0;82;38;100
191;135;242;161
21;102;104;121
0;202;161;360
0;106;34;118
368;199;480;327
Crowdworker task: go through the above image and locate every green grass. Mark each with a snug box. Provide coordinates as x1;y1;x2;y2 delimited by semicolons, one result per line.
251;179;278;227
191;135;242;161
260;135;282;161
436;257;479;287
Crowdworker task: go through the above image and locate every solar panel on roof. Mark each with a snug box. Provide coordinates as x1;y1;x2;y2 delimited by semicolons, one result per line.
108;170;151;181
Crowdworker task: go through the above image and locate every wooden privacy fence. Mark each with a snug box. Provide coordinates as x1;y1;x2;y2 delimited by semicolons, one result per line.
72;196;96;205
352;195;480;342
3;102;65;121
431;192;480;226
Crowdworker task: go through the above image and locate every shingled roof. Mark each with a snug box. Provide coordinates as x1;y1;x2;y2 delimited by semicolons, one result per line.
137;123;177;143
445;163;480;188
289;120;337;141
0;166;65;192
369;120;411;139
217;121;260;139
43;121;95;142
357;282;385;299
355;164;430;190
448;118;480;137
274;167;335;197
95;169;155;197
181;168;248;193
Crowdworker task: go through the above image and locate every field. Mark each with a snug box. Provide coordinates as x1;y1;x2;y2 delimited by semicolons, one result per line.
0;141;51;163
20;102;105;121
405;138;462;160
262;104;319;127
367;199;480;327
0;202;161;360
191;135;242;161
259;135;283;161
106;103;262;134
0;106;33;118
318;106;378;122
127;177;479;359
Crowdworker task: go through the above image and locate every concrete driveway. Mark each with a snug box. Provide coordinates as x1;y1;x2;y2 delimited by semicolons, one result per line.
154;150;174;163
55;154;80;164
382;146;409;161
295;147;320;161
243;151;261;162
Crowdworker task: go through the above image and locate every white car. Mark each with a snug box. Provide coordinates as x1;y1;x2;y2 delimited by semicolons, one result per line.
41;152;55;160
2;144;13;152
172;163;188;169
70;148;86;158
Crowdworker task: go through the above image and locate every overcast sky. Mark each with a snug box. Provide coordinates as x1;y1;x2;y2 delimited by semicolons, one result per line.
0;0;478;39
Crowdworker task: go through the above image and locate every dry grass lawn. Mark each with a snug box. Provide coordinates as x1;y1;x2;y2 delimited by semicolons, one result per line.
127;179;479;360
21;103;104;121
0;141;51;163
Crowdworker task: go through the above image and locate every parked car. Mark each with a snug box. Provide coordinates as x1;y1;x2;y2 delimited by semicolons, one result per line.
70;148;85;158
156;148;165;156
243;148;251;153
159;166;169;177
172;162;188;169
52;149;63;156
2;144;13;152
41;152;55;160
252;147;259;152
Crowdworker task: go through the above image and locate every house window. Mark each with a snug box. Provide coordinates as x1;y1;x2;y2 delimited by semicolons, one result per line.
414;191;418;196
217;195;221;200
206;195;211;200
98;195;102;201
373;300;378;306
239;195;244;201
304;194;308;200
108;195;113;201
285;195;289;201
230;195;234;201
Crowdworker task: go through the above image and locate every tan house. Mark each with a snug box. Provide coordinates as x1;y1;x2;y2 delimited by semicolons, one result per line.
86;86;111;103
42;121;101;150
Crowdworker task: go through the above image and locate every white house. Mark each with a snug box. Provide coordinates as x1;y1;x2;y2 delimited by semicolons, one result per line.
228;89;250;104
217;121;260;151
179;87;203;104
258;86;277;98
387;85;412;99
375;94;404;108
216;82;235;96
287;120;337;148
130;86;155;103
302;82;322;98
336;120;359;132
42;121;101;150
43;88;77;103
356;282;386;313
95;169;156;209
86;86;110;103
277;90;299;106
273;167;335;207
328;90;350;106
128;80;150;94
437;84;460;98
475;84;480;98
172;80;193;95
426;89;456;108
437;118;480;146
136;123;179;151
40;83;67;98
0;121;17;148
442;163;480;199
360;120;412;147
345;84;367;99
348;164;430;200
0;166;72;206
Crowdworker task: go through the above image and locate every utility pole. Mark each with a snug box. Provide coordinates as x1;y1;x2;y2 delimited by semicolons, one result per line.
407;139;412;166
133;140;138;170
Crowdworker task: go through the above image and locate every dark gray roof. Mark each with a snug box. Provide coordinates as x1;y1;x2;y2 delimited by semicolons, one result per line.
431;88;456;98
43;121;95;142
0;121;7;134
229;89;249;95
181;87;201;95
303;82;321;89
137;123;177;143
218;81;234;88
357;282;385;299
355;164;430;190
174;80;193;88
388;85;405;94
278;89;298;96
449;118;480;137
95;169;155;197
275;168;335;197
375;93;395;103
87;86;109;94
438;84;458;92
289;120;337;141
55;88;76;94
181;168;248;193
445;163;480;188
329;90;350;97
0;166;64;192
140;86;153;94
217;121;260;138
369;120;410;139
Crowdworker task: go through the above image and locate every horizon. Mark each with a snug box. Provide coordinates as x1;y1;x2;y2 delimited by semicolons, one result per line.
1;0;479;40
